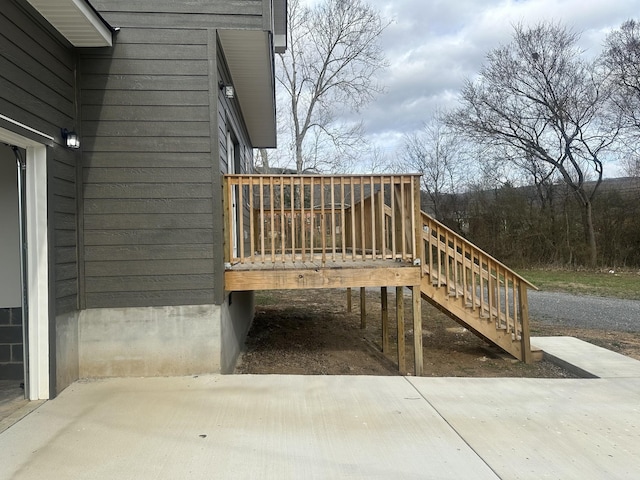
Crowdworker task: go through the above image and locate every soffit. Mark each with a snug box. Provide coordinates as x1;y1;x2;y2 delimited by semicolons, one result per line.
218;29;277;148
25;0;113;47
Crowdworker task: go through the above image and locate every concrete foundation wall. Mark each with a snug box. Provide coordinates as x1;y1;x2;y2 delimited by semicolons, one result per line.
55;311;79;393
79;305;221;378
220;291;255;374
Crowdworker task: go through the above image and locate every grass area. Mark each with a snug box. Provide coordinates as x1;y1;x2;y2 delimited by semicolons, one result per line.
518;268;640;300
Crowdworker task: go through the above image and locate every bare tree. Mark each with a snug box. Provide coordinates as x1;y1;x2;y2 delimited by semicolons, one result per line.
602;20;640;136
277;0;389;173
402;114;465;221
447;22;620;266
621;155;640;177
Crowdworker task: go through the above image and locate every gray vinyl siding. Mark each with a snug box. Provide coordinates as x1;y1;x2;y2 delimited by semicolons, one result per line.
1;1;80;316
53;149;80;314
80;27;215;308
79;2;267;309
0;1;75;134
90;0;263;29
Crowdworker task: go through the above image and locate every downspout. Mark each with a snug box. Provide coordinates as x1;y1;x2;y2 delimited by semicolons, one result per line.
12;146;29;398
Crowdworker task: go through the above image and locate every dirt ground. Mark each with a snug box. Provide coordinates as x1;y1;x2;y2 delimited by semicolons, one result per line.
235;288;640;378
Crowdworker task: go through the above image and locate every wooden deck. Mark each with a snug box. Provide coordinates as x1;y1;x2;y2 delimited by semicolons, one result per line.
221;173;535;375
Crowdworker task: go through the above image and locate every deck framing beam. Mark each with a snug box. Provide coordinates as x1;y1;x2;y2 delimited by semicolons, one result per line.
224;266;420;291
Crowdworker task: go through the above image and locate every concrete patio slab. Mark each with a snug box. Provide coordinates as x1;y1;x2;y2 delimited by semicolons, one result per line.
2;337;640;479
409;376;640;480
532;336;640;378
0;375;498;480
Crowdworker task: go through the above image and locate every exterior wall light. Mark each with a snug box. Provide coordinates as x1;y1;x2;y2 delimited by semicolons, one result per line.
219;82;235;99
62;128;80;149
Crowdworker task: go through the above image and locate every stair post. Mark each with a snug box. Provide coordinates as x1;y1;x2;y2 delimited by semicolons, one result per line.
518;282;532;364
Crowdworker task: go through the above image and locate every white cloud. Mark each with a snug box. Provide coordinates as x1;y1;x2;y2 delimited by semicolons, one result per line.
290;0;640;174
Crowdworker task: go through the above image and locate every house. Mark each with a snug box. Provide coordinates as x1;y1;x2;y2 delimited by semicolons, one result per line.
0;0;287;400
1;0;534;404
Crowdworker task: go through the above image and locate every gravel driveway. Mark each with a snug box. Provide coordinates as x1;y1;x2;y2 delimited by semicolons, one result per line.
528;290;640;333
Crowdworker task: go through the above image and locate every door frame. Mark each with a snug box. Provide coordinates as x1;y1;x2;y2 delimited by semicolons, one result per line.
0;121;50;400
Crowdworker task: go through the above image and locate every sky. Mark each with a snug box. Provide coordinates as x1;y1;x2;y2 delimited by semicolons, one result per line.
294;0;640;175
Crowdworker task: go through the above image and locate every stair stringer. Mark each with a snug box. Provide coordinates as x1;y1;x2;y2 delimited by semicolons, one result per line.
420;276;525;361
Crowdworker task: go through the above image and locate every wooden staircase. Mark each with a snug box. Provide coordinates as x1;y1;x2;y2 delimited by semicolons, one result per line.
418;211;537;363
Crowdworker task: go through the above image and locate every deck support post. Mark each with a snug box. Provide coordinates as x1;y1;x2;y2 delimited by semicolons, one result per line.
360;287;366;329
346;287;352;313
396;286;406;374
381;287;388;353
412;285;423;376
518;283;532;364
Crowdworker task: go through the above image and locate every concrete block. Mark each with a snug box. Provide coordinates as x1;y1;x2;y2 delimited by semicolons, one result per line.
10;308;21;325
0;326;21;344
0;344;10;362
10;344;23;363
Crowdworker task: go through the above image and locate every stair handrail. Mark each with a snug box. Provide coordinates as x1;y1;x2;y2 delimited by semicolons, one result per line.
420;211;537;291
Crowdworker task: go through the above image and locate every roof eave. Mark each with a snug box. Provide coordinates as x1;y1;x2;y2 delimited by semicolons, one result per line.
25;0;113;47
218;29;277;149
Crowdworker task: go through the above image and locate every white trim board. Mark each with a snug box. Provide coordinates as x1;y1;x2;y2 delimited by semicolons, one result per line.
0;126;50;400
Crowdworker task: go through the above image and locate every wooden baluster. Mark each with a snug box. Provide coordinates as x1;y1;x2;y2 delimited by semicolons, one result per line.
350;177;356;261
249;176;255;264
400;176;406;261
461;242;468;304
512;275;518;337
390;175;396;260
471;250;478;311
259;176;265;263
410;176;417;263
269;178;275;263
340;178;346;261
379;178;386;259
480;258;487;317
436;225;442;288
320;177;327;265
445;231;451;296
453;235;459;297
487;262;494;322
370;176;376;259
300;177;306;262
280;176;285;263
309;177;314;263
290;176;295;262
496;266;502;328
360;176;366;261
238;177;245;263
428;218;434;283
331;176;336;261
504;271;511;334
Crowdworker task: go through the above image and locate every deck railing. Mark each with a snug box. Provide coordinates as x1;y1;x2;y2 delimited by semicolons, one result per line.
420;211;536;360
223;174;422;265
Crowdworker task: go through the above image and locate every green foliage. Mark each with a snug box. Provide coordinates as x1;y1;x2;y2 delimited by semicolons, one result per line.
458;178;640;269
518;268;640;300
